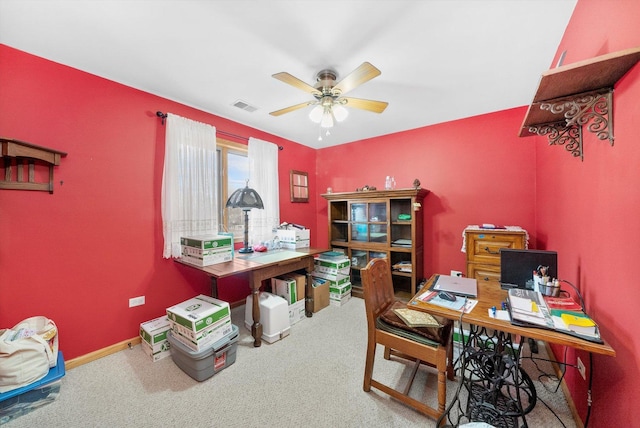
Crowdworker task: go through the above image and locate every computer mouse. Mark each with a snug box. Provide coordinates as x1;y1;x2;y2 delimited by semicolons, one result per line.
438;291;457;302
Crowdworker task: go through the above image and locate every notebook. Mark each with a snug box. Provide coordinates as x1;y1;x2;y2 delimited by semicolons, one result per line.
431;275;478;297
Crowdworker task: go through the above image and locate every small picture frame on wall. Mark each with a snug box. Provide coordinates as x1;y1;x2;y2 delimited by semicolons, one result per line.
290;170;309;203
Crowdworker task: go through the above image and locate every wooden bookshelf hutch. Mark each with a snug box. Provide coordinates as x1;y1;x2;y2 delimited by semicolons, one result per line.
322;188;428;300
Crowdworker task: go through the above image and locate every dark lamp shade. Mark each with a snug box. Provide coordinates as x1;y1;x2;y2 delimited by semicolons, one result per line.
226;184;264;210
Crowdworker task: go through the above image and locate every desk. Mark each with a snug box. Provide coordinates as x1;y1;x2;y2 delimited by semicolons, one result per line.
177;248;327;347
408;275;615;427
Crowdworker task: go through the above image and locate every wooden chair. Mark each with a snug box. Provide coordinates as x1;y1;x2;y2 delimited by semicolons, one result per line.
361;258;454;422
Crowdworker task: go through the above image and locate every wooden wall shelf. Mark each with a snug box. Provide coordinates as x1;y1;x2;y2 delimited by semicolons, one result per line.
1;138;67;193
519;47;640;160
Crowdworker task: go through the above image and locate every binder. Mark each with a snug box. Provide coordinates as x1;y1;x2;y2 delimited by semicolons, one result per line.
507;289;602;343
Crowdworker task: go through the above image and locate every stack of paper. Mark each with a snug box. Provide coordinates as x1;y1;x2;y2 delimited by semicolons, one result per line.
508;289;553;328
508;289;601;342
419;290;467;311
391;239;412;247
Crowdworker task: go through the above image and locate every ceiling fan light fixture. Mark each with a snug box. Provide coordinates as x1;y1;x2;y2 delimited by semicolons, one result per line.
333;104;349;122
270;62;387;124
309;105;324;123
320;108;334;128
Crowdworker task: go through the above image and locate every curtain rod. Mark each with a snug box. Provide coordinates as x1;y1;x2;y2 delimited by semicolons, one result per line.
156;111;283;150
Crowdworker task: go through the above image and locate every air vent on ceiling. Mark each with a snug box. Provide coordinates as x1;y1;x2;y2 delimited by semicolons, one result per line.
232;100;258;113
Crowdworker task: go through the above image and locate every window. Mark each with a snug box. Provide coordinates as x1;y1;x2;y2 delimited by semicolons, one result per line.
217;139;249;241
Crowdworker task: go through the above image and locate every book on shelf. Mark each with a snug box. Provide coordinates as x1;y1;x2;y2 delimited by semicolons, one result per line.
507;288;602;343
391;239;412;247
393;308;440;328
392;261;412;273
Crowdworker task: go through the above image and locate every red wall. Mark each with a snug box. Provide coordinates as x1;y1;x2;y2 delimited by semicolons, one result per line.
534;0;640;426
0;44;317;359
315;108;537;276
314;1;640;425
2;0;639;424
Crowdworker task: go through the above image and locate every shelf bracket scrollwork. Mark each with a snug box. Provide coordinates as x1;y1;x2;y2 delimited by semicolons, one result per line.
530;89;614;161
528;121;583;160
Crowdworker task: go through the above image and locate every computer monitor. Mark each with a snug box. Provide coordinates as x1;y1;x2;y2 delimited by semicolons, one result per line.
500;249;558;289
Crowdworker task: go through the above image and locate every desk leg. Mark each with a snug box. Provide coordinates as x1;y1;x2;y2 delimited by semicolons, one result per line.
210;277;218;298
438;326;536;427
305;271;313;318
249;274;263;347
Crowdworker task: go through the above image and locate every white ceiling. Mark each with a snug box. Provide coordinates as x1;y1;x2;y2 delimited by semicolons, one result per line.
0;0;577;149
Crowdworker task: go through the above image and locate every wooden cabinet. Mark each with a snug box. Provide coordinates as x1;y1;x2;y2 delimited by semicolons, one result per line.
464;227;527;287
322;188;428;300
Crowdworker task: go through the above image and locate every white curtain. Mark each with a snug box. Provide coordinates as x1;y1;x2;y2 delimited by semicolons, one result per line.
248;138;279;245
162;113;218;258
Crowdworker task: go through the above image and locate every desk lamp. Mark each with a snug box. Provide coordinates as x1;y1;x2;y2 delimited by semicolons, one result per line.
225;181;264;253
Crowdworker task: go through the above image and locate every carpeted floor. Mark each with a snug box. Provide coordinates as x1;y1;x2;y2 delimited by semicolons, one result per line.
2;297;577;427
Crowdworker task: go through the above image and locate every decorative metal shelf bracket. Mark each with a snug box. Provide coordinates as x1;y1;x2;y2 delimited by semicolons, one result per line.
528;121;583;160
528;89;614;161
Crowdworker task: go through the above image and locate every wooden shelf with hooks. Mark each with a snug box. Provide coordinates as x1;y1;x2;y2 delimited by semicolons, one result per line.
1;138;67;193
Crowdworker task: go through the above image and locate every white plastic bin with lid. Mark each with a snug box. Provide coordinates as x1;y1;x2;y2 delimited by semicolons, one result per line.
244;292;290;343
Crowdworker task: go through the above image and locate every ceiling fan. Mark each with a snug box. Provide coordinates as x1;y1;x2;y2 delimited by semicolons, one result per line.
269;62;388;128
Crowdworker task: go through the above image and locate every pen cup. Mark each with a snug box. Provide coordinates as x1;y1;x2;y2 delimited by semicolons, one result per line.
540;282;560;297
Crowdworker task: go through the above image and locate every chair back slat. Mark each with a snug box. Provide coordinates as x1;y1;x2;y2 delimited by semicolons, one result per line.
361;258;396;328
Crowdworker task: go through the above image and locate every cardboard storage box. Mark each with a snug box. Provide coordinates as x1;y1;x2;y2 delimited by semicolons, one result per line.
330;291;351;307
140;315;171;361
277;228;310;249
140;315;171;346
271;276;298;304
284;273;306;301
166;294;231;334
0;351;65;424
314;256;351;276
310;277;330;313
141;340;171;362
180;235;234;250
312;271;350;288
244;292;290;343
181;246;233;267
272;273;305;304
329;282;352;299
330;282;352;307
288;299;306;325
169;317;232;352
167;324;239;382
180;235;233;266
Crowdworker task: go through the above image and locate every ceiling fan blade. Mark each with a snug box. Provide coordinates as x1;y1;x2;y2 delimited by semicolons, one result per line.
269;101;313;116
333;62;381;95
341;97;388;113
272;72;321;96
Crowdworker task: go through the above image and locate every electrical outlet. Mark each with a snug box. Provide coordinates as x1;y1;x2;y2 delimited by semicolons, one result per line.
129;296;145;307
450;270;463;277
577;356;586;380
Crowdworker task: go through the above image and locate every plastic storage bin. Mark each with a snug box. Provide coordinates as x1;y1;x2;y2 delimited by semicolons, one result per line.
244;292;290;343
167;324;239;382
0;351;65;424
